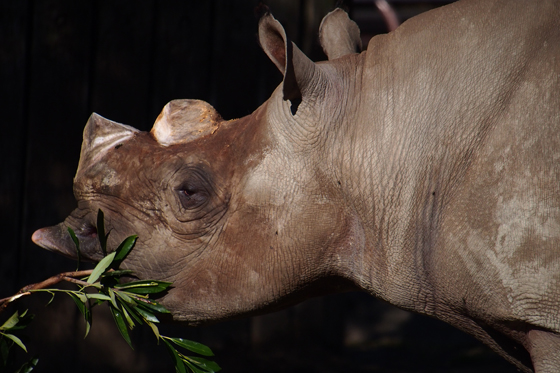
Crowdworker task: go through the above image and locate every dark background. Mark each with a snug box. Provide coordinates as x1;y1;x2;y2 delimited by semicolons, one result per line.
1;1;518;372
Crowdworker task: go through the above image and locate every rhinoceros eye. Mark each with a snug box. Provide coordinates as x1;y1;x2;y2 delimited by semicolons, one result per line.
177;186;208;210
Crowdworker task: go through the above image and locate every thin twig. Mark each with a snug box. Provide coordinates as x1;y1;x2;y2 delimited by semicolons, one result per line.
0;270;94;314
60;276;94;288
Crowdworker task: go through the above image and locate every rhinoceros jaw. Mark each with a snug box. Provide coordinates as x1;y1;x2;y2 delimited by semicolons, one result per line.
76;113;139;176
151;99;221;147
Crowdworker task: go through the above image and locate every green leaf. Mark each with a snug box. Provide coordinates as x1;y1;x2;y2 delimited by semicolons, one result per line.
163;339;187;373
87;252;116;284
84;307;92;337
85;293;112;302
1;336;10;364
115;290;136;306
108;288;119;309
111;235;138;269
7;311;34;331
134;306;160;324
182;360;207;373
67;227;81;271
147;321;161;340
114;280;172;294
97;209;108;256
110;306;133;349
69;293;91;338
120;302;143;326
74;292;89;304
1;311;20;330
135;298;170;314
120;304;136;330
15;357;39;373
167;338;214;357
184;356;221;373
69;293;86;316
45;291;56;306
2;333;27;353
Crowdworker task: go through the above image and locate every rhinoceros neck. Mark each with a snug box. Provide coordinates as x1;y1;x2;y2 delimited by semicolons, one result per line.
324;60;441;311
326;10;534;312
329;105;451;312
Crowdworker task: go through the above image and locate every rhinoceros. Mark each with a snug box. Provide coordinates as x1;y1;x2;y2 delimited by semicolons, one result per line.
32;0;560;371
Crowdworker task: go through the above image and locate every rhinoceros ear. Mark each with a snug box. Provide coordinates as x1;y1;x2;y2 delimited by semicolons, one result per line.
258;13;317;103
151;99;221;147
319;8;362;60
76;113;139;175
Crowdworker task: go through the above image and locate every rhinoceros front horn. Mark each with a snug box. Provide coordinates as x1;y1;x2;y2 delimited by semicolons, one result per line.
76;113;139;177
151;99;222;147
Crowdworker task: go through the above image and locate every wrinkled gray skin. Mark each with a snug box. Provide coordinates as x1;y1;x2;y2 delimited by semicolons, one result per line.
32;1;560;371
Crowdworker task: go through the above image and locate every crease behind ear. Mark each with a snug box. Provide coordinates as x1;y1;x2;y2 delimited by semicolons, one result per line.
258;14;317;103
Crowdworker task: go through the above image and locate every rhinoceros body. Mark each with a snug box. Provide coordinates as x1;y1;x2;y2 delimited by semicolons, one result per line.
33;0;560;371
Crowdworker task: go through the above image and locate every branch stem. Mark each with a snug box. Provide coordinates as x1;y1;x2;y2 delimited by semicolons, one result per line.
0;270;94;313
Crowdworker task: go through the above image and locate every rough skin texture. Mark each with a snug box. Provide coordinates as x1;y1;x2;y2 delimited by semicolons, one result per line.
33;1;559;371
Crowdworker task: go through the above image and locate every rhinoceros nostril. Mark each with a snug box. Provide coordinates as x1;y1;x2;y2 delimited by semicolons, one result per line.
82;225;98;238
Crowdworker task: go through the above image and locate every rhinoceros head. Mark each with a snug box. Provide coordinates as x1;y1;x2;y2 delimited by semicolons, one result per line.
32;10;364;324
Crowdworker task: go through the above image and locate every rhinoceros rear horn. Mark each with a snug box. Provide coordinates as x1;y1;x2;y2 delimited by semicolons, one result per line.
258;13;317;103
319;8;362;60
151;99;221;147
76;113;139;176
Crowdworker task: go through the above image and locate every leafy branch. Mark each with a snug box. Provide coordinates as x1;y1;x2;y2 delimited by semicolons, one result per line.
0;210;220;373
0;309;37;373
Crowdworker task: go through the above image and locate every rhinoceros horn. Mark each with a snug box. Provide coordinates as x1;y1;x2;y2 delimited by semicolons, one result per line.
258;13;317;104
151;99;221;147
76;113;139;177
